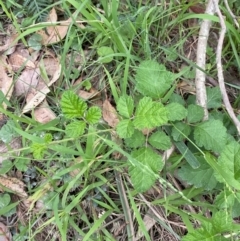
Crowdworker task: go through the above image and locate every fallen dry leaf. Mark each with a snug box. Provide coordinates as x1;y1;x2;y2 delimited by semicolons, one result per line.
0;56;13;109
40;54;60;77
177;80;196;95
136;209;156;240
0;175;27;198
0;137;22;164
78;89;100;100
14;68;40;97
0;222;12;241
33;99;56;123
8;46;35;71
38;8;71;45
22;64;61;114
102;100;119;128
0;29;18;55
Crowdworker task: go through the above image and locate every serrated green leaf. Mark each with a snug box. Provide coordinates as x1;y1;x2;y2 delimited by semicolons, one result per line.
194;120;227;153
149;131;172;150
187;104;204;123
214;190;235;209
133;97;168;129
31;143;47;159
117;95;134;118
178;157;218;190
169;93;185;106
65;121;86;138
207;86;222;109
135;60;175;99
171;122;191;141
116;119;134;138
129;147;164;192
85;106;102;124
212;211;232;233
61;90;87;118
166;102;188;121
214;142;240;184
0;160;13;174
97;46;114;63
44;133;52;143
183;211;233;241
0;120;19;143
124;130;145;148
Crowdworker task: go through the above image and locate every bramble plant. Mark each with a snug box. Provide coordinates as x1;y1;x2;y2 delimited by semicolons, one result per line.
1;0;240;240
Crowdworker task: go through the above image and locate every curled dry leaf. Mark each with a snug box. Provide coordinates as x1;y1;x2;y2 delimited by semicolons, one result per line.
14;68;40;97
22;64;61;114
0;175;27;198
177;80;196;95
33;99;56;123
0;222;12;241
0;56;13;109
38;8;71;45
0;137;22;164
102;99;119;128
8;46;35;71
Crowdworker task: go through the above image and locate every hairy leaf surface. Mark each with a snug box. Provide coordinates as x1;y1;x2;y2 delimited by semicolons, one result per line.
133;97;168;129
194;120;227;153
135;60;175;98
117;95;134;118
129;147;164;192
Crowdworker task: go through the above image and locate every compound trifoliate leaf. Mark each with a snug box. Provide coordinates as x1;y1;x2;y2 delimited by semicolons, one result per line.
166;102;188;121
149;131;172;150
178;156;218;190
207;86;222;109
133;97;168;129
116;119;134;138
65;121;86;138
194;120;227;153
129;147;164;192
135;60;175;99
171;122;191;141
85;106;102;124
124;130;145;148
117;95;134;118
187;104;204;123
61;90;87;118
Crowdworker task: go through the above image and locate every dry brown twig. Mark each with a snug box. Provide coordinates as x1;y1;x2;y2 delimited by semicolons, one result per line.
195;0;218;120
213;0;240;134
